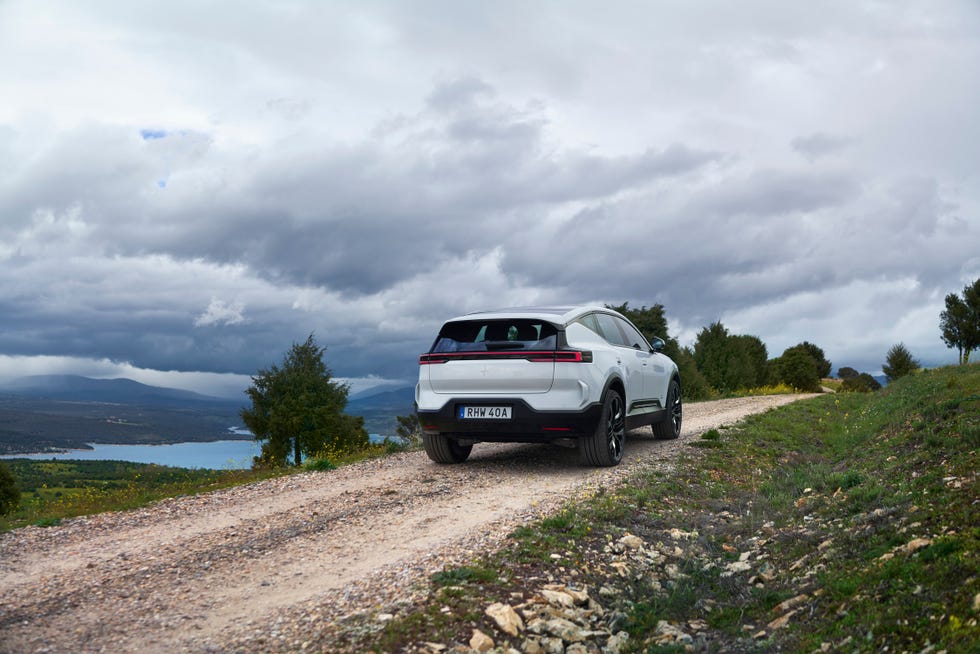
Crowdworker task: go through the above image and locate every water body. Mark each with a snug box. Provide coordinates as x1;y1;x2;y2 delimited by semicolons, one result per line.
1;434;389;470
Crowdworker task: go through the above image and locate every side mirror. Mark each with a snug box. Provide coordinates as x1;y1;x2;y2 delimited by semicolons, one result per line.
649;337;665;353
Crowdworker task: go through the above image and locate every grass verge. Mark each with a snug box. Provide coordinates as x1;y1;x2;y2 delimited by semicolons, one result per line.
351;365;978;653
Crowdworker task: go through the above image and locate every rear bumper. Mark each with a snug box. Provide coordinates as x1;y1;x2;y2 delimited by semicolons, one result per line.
416;397;603;442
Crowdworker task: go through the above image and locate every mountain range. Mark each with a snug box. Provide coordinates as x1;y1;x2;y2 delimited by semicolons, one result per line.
0;375;415;455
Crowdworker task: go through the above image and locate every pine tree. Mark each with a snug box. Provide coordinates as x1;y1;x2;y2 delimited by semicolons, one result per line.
882;343;920;382
242;334;368;467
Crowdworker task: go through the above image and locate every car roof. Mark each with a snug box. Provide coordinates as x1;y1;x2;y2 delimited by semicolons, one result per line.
445;305;618;326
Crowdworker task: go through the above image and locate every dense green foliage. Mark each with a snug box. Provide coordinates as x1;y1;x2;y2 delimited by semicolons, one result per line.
771;346;822;391
882;342;920;382
941;278;980;365
365;364;979;653
783;341;832;378
611;303;830;397
693;322;770;393
841;372;882;392
732;334;770;387
242;334;368;467
0;461;20;516
673;346;714;401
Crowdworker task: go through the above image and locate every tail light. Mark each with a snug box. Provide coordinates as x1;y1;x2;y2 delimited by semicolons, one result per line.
420;350;592;364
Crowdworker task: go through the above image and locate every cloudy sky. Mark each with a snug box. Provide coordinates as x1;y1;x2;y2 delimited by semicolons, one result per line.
1;1;978;398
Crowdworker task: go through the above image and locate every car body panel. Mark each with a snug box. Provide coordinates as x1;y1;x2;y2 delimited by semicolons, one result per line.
416;305;680;462
426;357;556;394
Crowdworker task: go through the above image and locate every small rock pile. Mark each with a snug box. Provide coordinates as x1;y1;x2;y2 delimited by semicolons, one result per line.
412;530;723;654
409;517;832;654
418;582;629;654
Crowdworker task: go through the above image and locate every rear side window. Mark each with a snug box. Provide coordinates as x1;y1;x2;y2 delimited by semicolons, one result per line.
595;313;630;347
616;317;650;350
432;319;558;352
574;313;600;335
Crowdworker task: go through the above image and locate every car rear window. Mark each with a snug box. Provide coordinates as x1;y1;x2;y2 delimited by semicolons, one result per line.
432;319;559;352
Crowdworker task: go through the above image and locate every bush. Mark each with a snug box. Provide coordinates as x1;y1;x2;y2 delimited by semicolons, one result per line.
0;462;21;516
693;322;766;393
395;414;423;450
840;373;882;393
675;347;714;401
303;457;337;471
771;349;821;392
882;343;920;382
785;341;832;378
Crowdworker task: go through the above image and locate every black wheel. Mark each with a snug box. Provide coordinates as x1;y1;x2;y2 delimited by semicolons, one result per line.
652;379;682;440
422;432;472;464
579;389;625;466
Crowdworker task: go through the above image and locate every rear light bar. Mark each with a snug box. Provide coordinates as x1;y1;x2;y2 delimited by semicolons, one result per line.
419;350;592;364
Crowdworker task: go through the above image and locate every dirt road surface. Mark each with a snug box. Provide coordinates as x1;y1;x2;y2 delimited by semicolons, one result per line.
0;394;814;653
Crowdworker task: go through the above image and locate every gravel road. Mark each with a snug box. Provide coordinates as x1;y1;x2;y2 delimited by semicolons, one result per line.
0;394;815;654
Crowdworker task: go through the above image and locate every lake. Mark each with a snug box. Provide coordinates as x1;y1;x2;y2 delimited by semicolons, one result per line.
0;434;389;470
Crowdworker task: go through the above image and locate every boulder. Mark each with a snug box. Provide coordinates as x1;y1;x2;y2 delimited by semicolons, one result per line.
486;602;525;637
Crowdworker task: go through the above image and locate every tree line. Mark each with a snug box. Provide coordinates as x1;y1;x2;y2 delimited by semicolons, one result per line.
613;276;980;401
227;277;980;471
609;302;833;400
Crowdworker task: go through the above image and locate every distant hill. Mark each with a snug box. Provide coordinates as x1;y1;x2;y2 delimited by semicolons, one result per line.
0;375;245;455
347;387;415;437
0;376;416;455
2;375;239;407
347;386;414;411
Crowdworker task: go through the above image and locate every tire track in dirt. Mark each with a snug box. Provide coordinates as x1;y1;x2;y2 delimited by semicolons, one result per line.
0;394;815;653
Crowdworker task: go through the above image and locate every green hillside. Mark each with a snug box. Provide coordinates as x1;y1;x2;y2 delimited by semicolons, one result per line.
359;364;979;653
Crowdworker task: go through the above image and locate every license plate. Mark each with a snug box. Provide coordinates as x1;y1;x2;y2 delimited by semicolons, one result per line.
458;405;512;420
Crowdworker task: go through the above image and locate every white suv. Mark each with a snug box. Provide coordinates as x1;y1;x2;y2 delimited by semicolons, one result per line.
415;305;682;466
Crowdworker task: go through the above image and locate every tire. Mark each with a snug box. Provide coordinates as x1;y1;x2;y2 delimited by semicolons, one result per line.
652;379;682;440
579;389;626;466
422;432;473;464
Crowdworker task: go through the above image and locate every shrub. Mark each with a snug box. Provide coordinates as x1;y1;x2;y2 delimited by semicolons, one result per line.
771;349;821;392
675;347;714;401
882;343;920;382
0;462;21;516
303;457;337;472
785;341;832;378
840;373;882;393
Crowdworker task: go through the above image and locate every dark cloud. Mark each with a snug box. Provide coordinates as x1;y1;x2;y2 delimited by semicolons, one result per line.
0;1;977;392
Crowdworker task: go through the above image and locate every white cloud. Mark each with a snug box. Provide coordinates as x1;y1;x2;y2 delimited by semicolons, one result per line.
194;298;248;327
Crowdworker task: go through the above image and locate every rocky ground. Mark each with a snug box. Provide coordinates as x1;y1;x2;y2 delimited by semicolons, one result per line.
381;503;934;654
0;395;814;654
